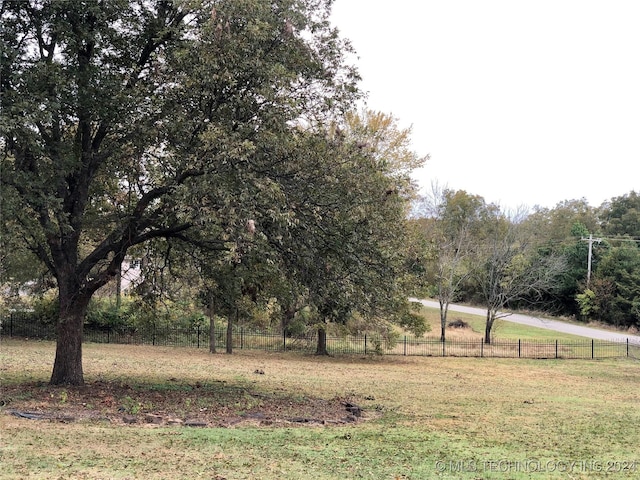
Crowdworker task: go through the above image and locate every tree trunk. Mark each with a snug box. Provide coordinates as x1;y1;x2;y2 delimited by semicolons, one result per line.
439;301;448;343
50;293;90;385
209;310;216;354
282;307;295;335
225;311;234;354
484;310;494;344
316;327;328;355
115;268;122;311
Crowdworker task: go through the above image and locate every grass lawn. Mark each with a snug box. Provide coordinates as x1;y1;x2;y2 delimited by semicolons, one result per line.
1;339;640;479
417;305;590;341
418;301;640;342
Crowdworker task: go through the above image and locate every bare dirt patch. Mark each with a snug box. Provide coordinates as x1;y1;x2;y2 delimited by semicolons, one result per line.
2;379;367;428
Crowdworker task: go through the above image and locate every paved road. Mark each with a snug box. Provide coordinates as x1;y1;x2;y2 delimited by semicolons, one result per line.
414;298;640;345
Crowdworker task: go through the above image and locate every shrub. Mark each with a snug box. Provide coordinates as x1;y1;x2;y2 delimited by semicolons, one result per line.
32;294;59;325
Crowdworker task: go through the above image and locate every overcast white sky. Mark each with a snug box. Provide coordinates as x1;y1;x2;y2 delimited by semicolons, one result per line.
330;0;640;211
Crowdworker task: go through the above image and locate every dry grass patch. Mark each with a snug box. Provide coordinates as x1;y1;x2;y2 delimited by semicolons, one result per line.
1;341;370;427
2;340;640;479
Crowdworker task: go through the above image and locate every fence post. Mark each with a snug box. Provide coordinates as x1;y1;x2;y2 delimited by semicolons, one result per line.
480;339;483;358
592;339;594;359
404;336;407;356
627;338;629;357
241;328;244;350
555;340;558;359
197;325;201;349
518;339;521;358
364;334;367;355
442;339;445;357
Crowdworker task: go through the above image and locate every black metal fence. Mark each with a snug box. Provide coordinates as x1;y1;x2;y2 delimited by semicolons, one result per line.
2;311;639;360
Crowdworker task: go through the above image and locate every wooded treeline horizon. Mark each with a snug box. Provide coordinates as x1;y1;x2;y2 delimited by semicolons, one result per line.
409;188;640;343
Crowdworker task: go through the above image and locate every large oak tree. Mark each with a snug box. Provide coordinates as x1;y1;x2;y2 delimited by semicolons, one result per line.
0;0;360;385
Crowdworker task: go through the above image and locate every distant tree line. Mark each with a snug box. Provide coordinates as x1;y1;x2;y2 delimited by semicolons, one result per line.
409;188;640;342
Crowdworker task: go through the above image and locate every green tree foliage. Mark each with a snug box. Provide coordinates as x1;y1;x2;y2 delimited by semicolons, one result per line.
527;199;600;244
530;221;596;316
471;210;567;343
147;109;426;355
592;243;640;327
600;191;640;237
575;288;597;318
0;221;50;310
420;187;488;341
580;191;640;326
0;0;360;384
522;201;601;316
342;109;426;177
261;119;425;354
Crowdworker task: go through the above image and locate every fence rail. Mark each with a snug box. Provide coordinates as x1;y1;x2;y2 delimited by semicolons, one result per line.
2;312;639;360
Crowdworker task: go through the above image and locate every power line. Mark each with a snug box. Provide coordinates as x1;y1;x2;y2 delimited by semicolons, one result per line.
599;236;640;244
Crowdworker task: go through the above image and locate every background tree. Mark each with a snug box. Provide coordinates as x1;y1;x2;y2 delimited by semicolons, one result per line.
0;0;360;385
527;199;600;244
519;200;600;316
262;122;425;355
555;223;598;315
420;186;486;341
590;191;640;327
0;219;51;310
600;191;640;237
472;209;567;343
137;107;427;357
590;242;640;327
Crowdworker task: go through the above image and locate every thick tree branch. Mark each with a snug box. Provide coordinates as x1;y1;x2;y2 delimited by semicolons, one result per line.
77;168;205;279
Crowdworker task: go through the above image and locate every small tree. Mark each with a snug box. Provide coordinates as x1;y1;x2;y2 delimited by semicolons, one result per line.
285;113;425;355
473;210;567;343
421;186;487;342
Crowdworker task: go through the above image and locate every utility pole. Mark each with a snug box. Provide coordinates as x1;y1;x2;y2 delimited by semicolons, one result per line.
581;234;602;287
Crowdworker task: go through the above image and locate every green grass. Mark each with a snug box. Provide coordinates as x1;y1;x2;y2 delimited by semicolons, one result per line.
418;305;592;341
2;340;640;479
